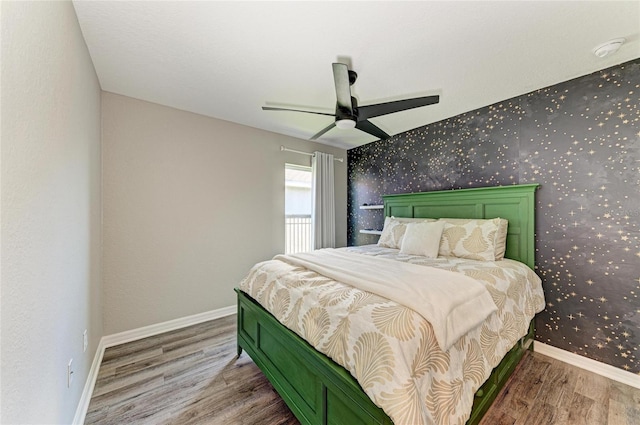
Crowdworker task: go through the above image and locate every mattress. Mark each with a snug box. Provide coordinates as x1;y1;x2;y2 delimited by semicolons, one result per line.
238;245;545;425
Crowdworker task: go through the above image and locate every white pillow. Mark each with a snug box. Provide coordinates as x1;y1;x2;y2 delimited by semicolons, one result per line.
400;221;445;258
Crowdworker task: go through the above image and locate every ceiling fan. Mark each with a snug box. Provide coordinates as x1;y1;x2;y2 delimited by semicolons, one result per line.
263;63;439;140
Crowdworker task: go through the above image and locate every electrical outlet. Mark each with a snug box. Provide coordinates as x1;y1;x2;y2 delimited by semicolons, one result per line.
83;330;88;353
67;359;74;388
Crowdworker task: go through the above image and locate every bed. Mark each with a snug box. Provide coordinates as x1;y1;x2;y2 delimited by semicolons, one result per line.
236;184;543;425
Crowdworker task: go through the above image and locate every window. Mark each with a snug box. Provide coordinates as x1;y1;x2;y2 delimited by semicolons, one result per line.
285;164;312;253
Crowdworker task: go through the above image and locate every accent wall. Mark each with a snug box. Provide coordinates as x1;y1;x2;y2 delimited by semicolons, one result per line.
348;59;640;374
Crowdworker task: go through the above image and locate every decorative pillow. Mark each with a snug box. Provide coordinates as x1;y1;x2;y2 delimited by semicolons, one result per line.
437;218;509;261
378;216;436;249
391;217;437;224
400;221;445;258
377;217;406;249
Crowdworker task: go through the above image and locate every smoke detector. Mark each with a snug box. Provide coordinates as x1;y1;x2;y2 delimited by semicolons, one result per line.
592;38;625;58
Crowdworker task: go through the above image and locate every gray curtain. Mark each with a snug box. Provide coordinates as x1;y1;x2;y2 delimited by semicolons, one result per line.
311;152;335;249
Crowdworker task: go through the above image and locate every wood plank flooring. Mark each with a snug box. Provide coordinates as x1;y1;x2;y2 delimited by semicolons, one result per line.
85;315;640;425
478;348;640;425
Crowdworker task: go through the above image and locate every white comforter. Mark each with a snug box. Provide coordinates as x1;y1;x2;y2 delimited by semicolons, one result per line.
276;249;497;351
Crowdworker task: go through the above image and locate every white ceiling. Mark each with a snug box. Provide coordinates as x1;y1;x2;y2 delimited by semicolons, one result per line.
72;1;640;150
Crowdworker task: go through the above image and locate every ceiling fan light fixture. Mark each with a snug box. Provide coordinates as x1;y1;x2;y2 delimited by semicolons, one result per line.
335;118;356;129
263;62;438;140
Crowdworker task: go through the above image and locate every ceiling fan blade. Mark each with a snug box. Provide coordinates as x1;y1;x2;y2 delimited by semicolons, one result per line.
356;120;390;140
262;106;335;117
310;122;336;140
332;63;353;115
357;95;439;120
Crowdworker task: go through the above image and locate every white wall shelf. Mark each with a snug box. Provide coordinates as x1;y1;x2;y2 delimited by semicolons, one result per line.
359;230;382;235
359;204;383;236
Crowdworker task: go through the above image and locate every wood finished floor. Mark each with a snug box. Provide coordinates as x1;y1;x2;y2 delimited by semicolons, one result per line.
85;315;640;425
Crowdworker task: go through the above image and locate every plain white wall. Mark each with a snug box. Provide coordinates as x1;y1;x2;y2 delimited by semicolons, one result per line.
1;2;103;424
102;92;347;334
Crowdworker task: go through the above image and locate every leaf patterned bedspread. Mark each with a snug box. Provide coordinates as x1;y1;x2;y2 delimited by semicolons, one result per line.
239;245;545;425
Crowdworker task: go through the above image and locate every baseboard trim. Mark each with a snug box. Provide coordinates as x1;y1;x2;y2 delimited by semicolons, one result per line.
102;305;237;348
535;342;640;389
72;338;106;425
72;305;237;424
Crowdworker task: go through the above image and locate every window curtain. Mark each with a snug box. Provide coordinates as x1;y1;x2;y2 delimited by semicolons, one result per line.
311;152;335;249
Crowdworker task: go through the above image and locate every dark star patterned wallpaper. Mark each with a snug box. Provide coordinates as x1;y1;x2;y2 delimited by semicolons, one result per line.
347;59;640;374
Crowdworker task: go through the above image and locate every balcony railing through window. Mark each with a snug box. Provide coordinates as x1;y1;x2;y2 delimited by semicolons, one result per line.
285;214;312;254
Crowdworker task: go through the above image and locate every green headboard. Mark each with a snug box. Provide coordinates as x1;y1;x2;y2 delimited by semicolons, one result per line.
382;184;539;270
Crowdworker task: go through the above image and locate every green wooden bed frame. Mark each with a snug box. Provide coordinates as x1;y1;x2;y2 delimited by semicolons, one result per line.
236;184;539;425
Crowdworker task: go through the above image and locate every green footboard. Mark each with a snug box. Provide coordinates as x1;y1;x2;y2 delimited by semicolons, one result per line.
236;288;393;425
236;288;534;425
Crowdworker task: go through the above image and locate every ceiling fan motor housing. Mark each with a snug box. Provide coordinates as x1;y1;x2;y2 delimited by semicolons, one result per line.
348;70;358;85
